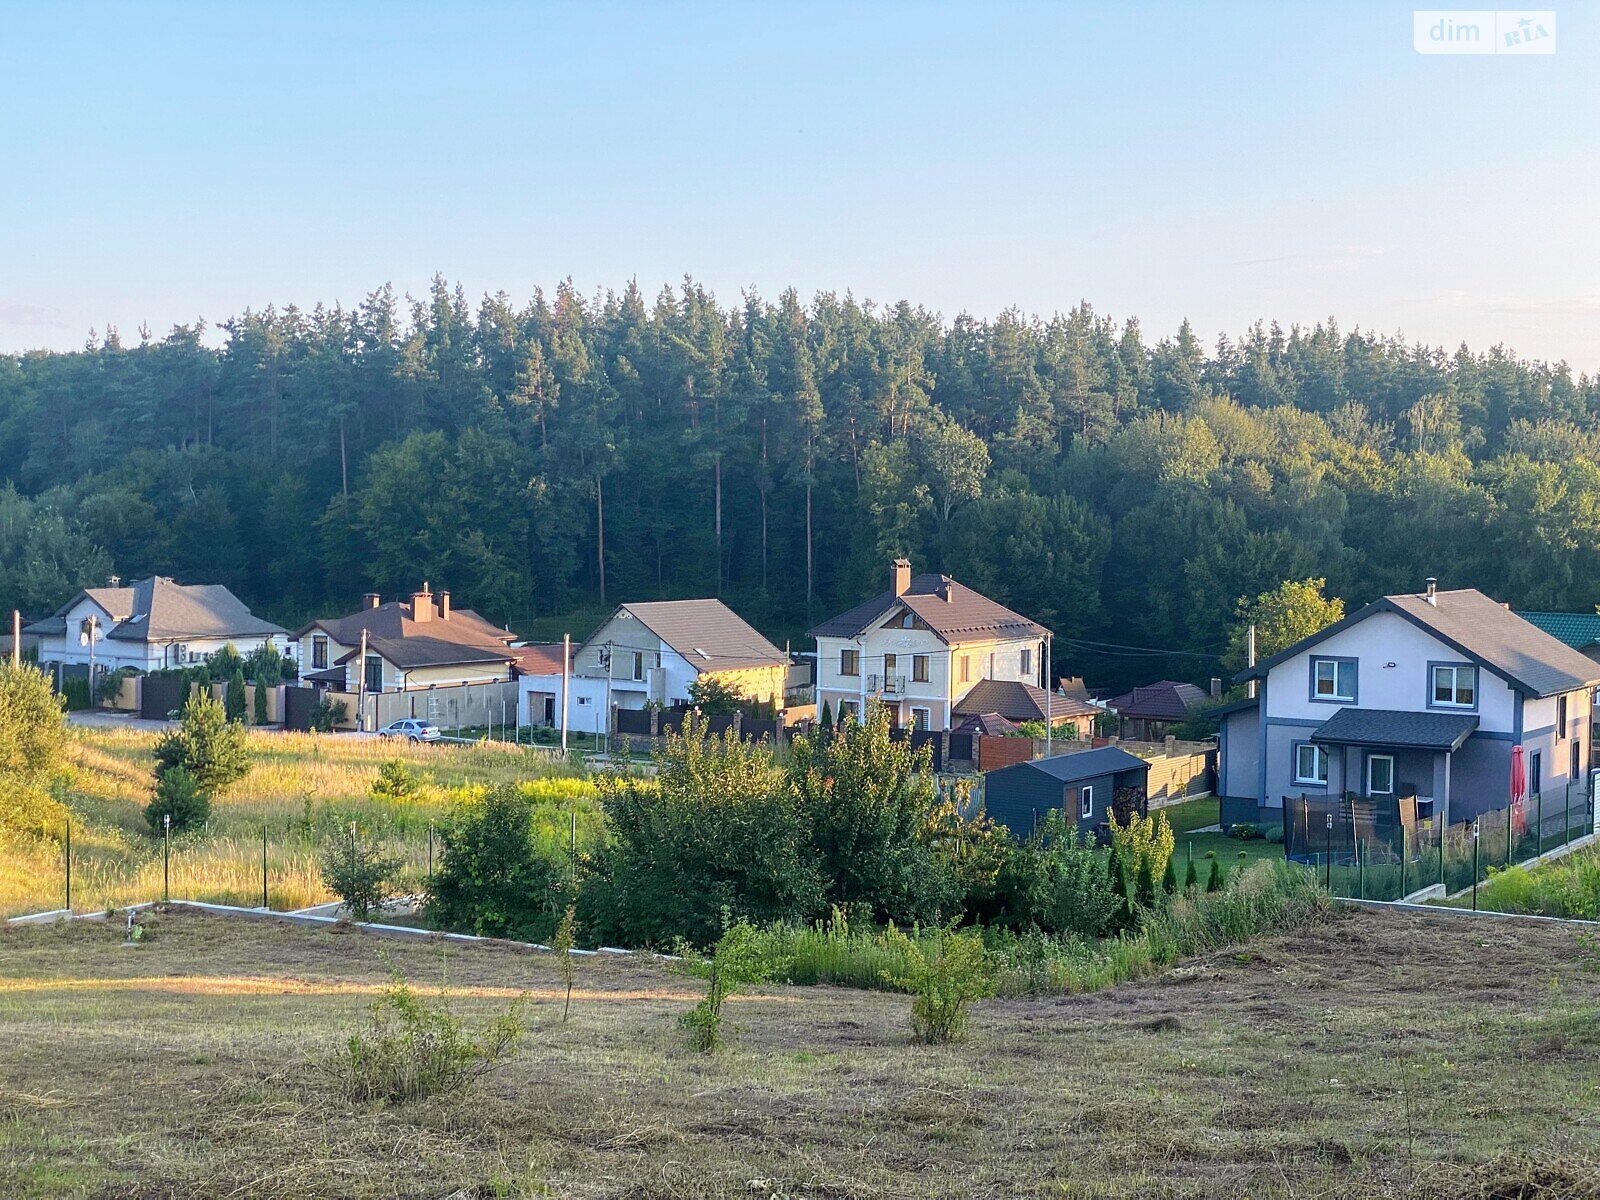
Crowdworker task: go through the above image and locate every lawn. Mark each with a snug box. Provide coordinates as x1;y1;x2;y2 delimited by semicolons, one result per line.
1162;796;1285;880
0;728;591;919
2;905;1598;1197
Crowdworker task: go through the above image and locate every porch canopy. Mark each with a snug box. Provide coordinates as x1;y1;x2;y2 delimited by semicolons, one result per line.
1309;707;1478;751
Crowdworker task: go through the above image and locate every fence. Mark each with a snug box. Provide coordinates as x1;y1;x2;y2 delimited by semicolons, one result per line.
1282;784;1596;901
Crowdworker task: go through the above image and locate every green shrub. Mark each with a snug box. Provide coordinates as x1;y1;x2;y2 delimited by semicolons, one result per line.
677;917;783;1052
319;827;401;921
1141;861;1330;964
225;668;248;724
309;695;347;732
1049;828;1122;939
60;677;91;712
153;690;251;795
1207;859;1225;892
145;766;210;834
552;905;579;1022
329;971;525;1103
881;924;995;1044
95;667;134;706
0;662;68;836
1230;821;1263;841
372;759;420;803
424;783;569;940
252;680;269;727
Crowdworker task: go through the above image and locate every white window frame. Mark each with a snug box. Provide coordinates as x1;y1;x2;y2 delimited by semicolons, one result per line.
1020;648;1033;676
1366;754;1395;796
1312;657;1356;702
1431;664;1476;708
632;651;644;682
1080;784;1094;819
1293;743;1330;786
911;706;930;731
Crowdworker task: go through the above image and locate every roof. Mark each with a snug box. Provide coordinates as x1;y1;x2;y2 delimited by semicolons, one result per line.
510;643;569;676
24;577;285;643
1516;611;1600;651
299;590;515;670
1107;680;1209;721
952;712;1022;736
953;679;1100;723
1310;707;1479;752
810;573;1049;643
1006;745;1151;785
301;665;347;685
1239;588;1600;699
1210;696;1260;719
609;600;786;672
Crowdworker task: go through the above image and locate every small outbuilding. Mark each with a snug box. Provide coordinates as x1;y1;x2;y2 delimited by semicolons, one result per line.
982;745;1151;839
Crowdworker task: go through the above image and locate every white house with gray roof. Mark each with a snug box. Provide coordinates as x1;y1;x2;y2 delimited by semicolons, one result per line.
1217;579;1600;829
24;576;289;685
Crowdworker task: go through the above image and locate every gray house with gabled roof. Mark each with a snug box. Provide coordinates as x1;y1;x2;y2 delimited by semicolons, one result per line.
1218;580;1600;829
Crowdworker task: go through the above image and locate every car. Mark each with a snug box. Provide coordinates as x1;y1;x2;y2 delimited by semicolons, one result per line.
377;719;441;742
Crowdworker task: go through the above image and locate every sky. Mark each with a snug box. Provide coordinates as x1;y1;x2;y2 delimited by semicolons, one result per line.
2;2;1596;370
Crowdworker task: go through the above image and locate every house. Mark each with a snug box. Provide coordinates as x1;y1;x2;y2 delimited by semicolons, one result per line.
951;678;1101;738
1106;679;1208;740
1516;611;1600;661
1217;579;1600;830
294;584;517;696
24;576;289;687
811;558;1051;731
983;745;1151;838
517;599;788;732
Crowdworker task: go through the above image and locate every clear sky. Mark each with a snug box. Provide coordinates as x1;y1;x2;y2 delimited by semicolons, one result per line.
2;2;1596;369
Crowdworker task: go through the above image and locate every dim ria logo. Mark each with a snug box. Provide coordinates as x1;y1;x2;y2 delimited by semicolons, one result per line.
1414;10;1555;54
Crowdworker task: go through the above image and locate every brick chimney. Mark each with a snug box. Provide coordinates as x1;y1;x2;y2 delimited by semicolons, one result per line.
438;589;451;621
362;592;380;610
891;558;911;597
411;582;434;623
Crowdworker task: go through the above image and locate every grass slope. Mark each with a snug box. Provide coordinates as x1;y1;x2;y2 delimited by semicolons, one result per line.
2;907;1598;1198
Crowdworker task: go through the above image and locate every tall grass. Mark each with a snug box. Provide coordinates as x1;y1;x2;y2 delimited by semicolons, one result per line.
1468;846;1600;919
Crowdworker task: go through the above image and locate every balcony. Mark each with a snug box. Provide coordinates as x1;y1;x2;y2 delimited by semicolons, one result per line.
867;673;908;696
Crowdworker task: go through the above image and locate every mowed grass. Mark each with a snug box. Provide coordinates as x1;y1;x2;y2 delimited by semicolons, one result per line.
0;728;584;919
3;907;1600;1198
1164;796;1286;878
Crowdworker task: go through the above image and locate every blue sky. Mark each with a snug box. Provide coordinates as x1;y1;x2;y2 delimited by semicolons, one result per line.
2;2;1596;369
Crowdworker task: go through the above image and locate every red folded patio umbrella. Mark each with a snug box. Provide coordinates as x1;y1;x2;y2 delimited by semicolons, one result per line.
1510;744;1528;836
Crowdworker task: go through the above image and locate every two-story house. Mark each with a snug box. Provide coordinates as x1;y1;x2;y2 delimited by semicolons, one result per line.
24;575;289;688
1218;580;1600;829
811;559;1051;731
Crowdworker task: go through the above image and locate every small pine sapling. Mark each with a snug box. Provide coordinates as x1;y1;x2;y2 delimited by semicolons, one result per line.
1207;858;1226;892
552;904;578;1022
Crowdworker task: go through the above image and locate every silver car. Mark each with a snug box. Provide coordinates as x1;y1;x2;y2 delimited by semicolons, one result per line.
378;718;441;742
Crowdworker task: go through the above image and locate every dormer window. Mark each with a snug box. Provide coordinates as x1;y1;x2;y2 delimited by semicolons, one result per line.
901;612;915;629
1311;657;1357;702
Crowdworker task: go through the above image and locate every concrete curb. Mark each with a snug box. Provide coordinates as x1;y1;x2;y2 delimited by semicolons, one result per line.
1337;897;1600;927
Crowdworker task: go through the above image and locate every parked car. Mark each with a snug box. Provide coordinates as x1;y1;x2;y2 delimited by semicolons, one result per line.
377;718;441;742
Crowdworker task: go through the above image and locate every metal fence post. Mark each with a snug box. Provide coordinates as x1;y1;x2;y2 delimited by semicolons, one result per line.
1324;811;1333;891
1400;824;1408;899
64;818;71;913
1472;819;1480;911
261;822;268;910
1537;790;1544;857
1507;802;1514;867
163;813;171;902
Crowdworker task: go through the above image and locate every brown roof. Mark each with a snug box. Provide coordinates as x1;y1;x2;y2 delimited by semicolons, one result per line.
810;573;1048;643
608;600;786;672
952;679;1099;723
952;712;1021;736
511;643;569;676
302;590;515;671
1107;680;1209;721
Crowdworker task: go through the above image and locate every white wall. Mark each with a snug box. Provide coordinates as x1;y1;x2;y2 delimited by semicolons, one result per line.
518;672;609;734
38;597;289;674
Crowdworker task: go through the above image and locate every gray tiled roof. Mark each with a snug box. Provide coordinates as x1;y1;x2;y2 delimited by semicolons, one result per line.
1106;680;1209;721
1310;707;1479;751
1022;745;1150;784
953;679;1099;722
25;577;283;642
1241;587;1600;698
613;600;786;672
810;573;1048;643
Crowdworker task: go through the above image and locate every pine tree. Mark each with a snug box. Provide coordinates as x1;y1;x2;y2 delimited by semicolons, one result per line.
1206;859;1225;892
1135;858;1157;909
252;680;269;727
1184;857;1199;890
225;669;247;724
820;699;833;728
1161;857;1178;896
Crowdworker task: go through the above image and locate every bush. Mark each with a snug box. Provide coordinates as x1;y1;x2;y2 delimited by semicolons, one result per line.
153;690;251;795
1109;809;1175;885
1229;821;1264;841
1141;861;1330;963
424;783;569;940
0;662;68;835
95;667;134;706
309;695;347;732
60;677;91;711
319;827;401;921
225;668;248;724
1048;824;1122;939
372;759;420;803
881;924;995;1044
329;971;525;1103
677;917;783;1052
145;766;210;834
252;681;269;727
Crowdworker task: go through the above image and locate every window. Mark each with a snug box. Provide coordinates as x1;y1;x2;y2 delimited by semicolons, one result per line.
912;654;929;682
1020;648;1033;676
364;655;384;694
901;612;915;629
1293;743;1330;786
959;655;970;684
911;707;930;731
839;699;860;724
1530;750;1542;796
840;648;859;677
1430;664;1476;708
1366;754;1395;796
1558;694;1568;732
632;651;644;681
312;636;327;669
1080;785;1094;819
1572;739;1582;783
1311;657;1357;702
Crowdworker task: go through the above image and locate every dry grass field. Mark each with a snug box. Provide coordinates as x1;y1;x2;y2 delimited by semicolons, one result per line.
3;906;1599;1198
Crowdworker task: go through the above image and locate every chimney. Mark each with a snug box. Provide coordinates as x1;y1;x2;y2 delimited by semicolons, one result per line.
1424;577;1438;606
1210;677;1222;699
107;574;121;588
940;576;954;602
362;592;380;610
438;589;451;621
891;558;911;597
411;582;434;623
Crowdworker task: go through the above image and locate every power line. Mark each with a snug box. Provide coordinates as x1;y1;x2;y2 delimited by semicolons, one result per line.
1057;636;1225;661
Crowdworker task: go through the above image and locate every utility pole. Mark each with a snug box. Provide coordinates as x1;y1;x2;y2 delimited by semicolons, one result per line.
1044;631;1053;759
356;626;369;733
1246;624;1258;699
10;609;19;668
560;632;570;753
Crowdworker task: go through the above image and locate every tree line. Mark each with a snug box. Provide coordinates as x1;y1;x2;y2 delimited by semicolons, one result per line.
3;278;1597;690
